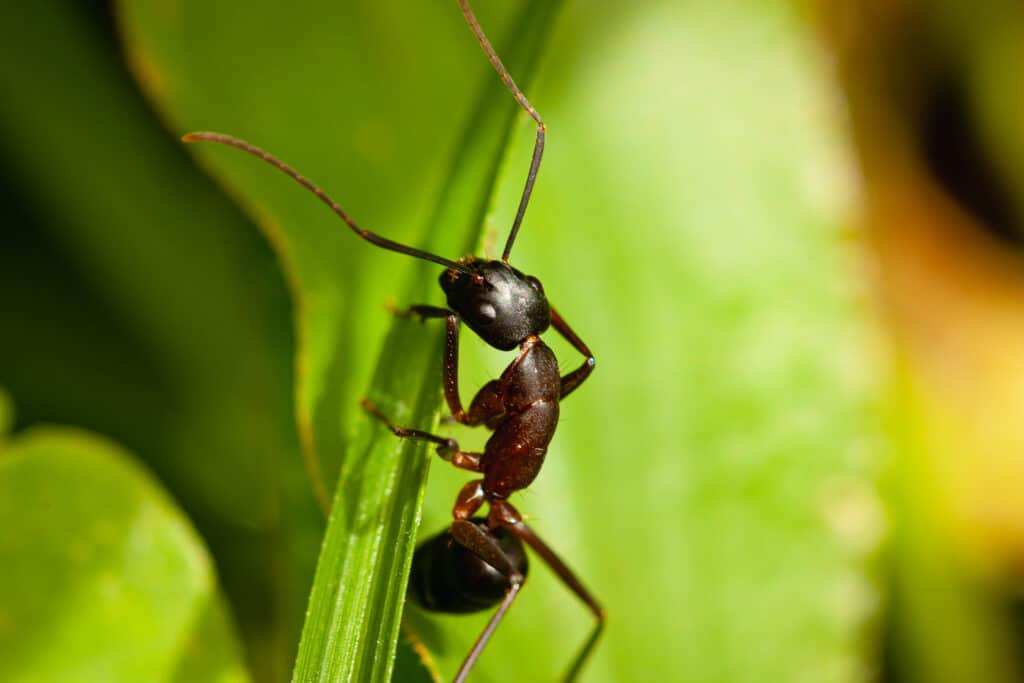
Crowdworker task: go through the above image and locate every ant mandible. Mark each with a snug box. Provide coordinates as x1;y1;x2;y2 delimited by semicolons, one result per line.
183;1;604;680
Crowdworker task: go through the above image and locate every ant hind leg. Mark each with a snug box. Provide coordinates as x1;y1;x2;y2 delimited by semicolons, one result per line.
446;517;526;683
490;499;606;681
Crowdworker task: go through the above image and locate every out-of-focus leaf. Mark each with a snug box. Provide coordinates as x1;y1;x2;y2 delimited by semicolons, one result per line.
817;1;1024;680
119;0;883;680
0;3;322;679
392;632;441;683
293;3;562;678
116;0;525;513
885;371;1021;683
0;389;11;439
0;422;248;683
119;0;563;679
415;1;886;680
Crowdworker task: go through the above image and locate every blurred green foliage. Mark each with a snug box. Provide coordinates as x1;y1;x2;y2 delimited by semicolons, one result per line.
5;0;1024;682
1;0;882;680
0;1;320;679
0;421;248;682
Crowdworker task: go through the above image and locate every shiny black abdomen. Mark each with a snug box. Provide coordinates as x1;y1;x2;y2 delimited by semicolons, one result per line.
408;519;528;613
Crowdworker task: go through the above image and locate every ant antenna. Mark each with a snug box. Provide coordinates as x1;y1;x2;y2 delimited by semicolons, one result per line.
457;0;546;263
183;132;473;274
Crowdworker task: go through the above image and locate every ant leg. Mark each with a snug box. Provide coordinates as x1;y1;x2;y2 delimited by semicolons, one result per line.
455;580;522;683
452;480;486;520
394;307;480;426
393;304;451;321
393;306;508;430
360;399;481;472
451;518;523;580
396;310;509;429
448;518;526;683
550;306;596;400
490;499;605;681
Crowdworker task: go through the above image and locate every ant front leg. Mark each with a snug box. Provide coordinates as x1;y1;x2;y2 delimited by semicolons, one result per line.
360;399;482;473
490;499;606;681
396;305;506;427
394;305;472;423
550;306;597;400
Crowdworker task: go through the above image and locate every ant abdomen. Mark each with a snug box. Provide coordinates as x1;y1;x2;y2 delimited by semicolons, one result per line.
409;519;529;614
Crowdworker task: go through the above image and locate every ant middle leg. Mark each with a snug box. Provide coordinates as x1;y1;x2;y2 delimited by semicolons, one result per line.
360;399;481;473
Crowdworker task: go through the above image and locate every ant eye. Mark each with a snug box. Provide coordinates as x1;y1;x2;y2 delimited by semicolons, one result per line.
527;276;543;293
477;303;497;325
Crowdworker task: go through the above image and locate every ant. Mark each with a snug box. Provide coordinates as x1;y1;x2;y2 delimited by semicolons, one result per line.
183;1;604;680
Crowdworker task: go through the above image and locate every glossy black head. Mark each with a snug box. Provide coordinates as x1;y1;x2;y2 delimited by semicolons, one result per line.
440;260;550;350
408;519;528;614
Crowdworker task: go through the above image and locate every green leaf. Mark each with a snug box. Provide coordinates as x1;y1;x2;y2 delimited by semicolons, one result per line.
884;372;1022;683
0;3;322;679
293;2;563;678
115;0;531;514
118;0;563;679
416;1;888;680
0;423;249;682
116;0;884;681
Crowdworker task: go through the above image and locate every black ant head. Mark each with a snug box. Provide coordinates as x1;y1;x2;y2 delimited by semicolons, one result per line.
440;259;550;351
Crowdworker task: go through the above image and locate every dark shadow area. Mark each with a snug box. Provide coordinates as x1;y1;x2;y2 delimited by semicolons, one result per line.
920;72;1023;246
878;569;903;683
0;176;173;443
1010;593;1024;680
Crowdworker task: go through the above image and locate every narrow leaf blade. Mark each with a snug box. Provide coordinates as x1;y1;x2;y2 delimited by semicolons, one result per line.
293;3;564;680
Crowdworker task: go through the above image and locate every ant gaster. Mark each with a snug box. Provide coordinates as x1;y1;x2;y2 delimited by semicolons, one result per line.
184;1;604;680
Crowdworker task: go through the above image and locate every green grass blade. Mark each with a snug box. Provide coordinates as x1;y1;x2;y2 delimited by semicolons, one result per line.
118;0;562;678
292;4;564;680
